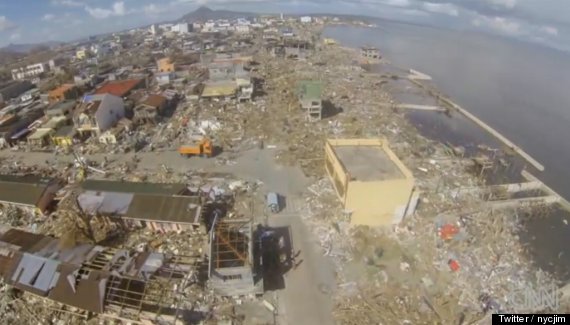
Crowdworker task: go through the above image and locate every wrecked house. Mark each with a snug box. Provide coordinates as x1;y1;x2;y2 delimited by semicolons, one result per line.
133;94;167;125
201;81;238;101
0;174;62;216
324;139;419;226
361;47;381;60
209;218;263;296
45;100;76;119
206;60;253;102
208;62;246;81
77;180;203;232
284;39;312;59
297;80;323;121
0;105;45;146
74;94;125;137
0;228;199;323
155;72;175;85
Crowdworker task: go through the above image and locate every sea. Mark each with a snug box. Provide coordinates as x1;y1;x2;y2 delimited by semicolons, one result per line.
324;22;570;281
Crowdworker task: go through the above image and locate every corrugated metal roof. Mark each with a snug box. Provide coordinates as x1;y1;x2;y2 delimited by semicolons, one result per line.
141;94;167;109
11;253;59;295
0;229;46;251
126;194;201;223
81;179;187;195
93;79;143;98
0;182;48;207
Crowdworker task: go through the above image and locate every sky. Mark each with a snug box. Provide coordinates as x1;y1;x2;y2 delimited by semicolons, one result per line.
0;0;569;51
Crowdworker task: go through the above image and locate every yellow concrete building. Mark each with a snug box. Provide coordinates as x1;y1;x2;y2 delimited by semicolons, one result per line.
157;58;175;72
325;138;418;226
76;49;87;60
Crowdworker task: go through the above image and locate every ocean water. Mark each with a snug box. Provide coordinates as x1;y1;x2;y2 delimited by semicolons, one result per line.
324;22;570;280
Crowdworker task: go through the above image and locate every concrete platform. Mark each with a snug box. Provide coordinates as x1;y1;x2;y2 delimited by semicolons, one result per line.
334;145;404;181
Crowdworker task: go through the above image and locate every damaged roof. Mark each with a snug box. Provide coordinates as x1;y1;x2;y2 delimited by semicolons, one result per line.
140;94;167;109
81;179;187;195
126;195;202;224
0;228;190;316
0;174;55;208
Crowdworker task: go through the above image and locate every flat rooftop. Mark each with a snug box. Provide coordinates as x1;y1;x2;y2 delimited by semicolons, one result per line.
334;145;404;182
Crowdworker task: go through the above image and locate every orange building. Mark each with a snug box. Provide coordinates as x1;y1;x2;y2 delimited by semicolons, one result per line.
157;58;175;73
48;84;79;104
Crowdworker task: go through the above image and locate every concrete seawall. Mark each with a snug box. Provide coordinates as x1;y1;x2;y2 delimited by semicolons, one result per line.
408;78;545;172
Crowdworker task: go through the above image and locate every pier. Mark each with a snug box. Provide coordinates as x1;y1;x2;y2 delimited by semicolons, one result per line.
407;77;545;172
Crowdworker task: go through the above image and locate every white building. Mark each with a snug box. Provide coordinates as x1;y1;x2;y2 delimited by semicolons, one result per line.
150;24;158;35
159;23;173;32
300;16;312;23
11;63;48;80
156;72;175;85
75;94;125;135
202;22;216;33
172;23;189;34
235;25;250;34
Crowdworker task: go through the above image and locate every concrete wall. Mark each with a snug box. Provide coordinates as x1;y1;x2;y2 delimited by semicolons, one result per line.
325;142;348;205
93;95;125;133
325;138;416;227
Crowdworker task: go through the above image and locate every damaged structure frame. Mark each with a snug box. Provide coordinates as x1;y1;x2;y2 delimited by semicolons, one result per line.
208;217;262;297
0;227;200;324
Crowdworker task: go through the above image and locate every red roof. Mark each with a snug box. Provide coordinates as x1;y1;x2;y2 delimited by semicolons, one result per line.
93;79;144;97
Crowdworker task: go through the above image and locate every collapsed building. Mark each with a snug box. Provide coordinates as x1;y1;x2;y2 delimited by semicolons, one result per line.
0;227;199;323
202;58;253;102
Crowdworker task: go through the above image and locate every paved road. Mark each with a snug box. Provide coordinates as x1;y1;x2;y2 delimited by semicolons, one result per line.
0;147;311;196
269;215;336;325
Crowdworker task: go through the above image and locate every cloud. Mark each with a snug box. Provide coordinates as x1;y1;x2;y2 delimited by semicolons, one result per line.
539;25;558;36
144;4;168;16
10;33;21;41
85;1;127;19
42;14;56;21
472;15;521;35
381;0;412;7
51;0;83;7
0;16;17;32
485;0;516;9
422;2;459;16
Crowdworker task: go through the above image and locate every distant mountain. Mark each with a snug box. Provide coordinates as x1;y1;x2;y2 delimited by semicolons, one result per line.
1;41;64;54
179;6;257;23
0;49;24;66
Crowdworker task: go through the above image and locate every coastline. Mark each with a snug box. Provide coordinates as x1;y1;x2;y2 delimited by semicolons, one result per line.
305;34;564;319
326;24;570;281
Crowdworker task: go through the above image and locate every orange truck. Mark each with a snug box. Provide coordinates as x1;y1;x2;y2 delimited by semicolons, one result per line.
178;138;214;158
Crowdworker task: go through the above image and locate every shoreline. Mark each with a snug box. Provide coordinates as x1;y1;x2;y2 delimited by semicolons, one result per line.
0;23;567;323
313;36;565;316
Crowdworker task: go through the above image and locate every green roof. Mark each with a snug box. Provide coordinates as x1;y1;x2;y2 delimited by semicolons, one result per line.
297;80;323;101
0;175;54;207
126;194;201;223
81;180;187;195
